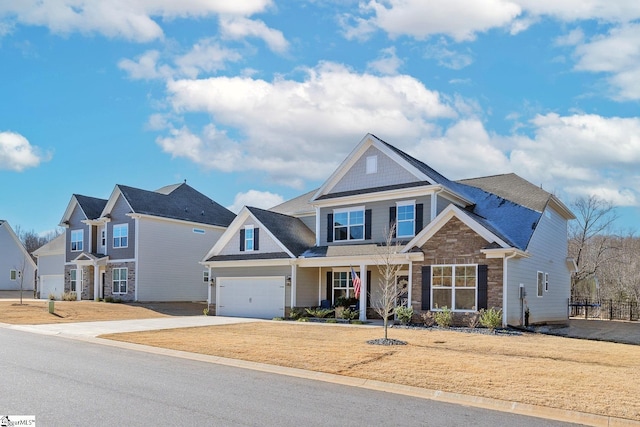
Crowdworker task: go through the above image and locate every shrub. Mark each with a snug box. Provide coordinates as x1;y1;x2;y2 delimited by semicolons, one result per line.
465;312;480;329
395;306;414;325
297;317;309;322
203;307;210;316
334;296;358;308
326;318;337;323
272;317;284;321
421;311;435;327
342;308;359;321
433;307;452;328
289;307;304;320
479;308;502;331
61;291;77;301
305;307;334;318
48;293;56;301
104;296;114;303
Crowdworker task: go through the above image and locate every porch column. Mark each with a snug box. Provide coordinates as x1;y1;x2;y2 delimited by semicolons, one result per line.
93;264;100;301
407;259;412;308
359;264;367;321
290;265;297;309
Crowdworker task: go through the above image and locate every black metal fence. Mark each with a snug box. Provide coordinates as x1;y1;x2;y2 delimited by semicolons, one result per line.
569;298;638;321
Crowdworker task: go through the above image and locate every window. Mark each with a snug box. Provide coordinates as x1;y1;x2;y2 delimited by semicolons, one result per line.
101;229;106;247
432;265;477;311
366;155;377;174
244;226;254;251
545;273;549;292
71;229;83;251
113;268;127;294
396;201;415;238
537;271;544;297
333;207;364;241
113;224;128;248
332;270;358;303
70;269;78;292
9;270;17;281
203;271;210;283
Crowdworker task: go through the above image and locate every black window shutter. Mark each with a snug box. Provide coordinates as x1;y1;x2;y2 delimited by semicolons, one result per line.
254;228;259;250
478;265;489;310
365;209;372;240
366;270;371;308
389;206;396;238
239;229;245;252
326;271;332;302
416;203;423;232
421;266;431;310
327;213;333;243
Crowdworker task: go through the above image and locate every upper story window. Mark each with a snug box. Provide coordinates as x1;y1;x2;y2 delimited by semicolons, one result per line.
333;207;364;241
101;229;106;247
244;226;254;251
432;265;477;311
113;224;128;248
366;155;378;174
396;201;415;238
71;229;83;252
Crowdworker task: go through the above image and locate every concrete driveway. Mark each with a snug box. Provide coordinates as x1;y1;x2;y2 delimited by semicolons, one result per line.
536;318;640;345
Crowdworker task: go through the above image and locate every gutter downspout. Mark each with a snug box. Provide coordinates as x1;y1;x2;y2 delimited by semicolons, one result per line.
503;252;518;327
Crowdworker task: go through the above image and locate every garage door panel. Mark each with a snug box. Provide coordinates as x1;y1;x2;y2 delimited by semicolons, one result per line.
218;277;285;319
40;275;64;300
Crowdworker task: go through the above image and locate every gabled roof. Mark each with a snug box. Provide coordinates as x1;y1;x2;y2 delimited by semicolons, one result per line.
60;194;108;225
0;220;37;268
32;233;65;257
106;183;235;228
270;188;317;216
203;206;316;262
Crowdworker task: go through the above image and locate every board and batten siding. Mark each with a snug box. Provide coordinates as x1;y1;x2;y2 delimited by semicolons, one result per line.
506;207;571;325
107;195;136;260
318;196;431;246
217;217;282;256
136;217;225;301
66;205;90;262
330;146;421;194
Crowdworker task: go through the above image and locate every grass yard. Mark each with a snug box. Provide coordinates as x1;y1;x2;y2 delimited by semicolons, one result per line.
0;301;169;324
102;322;640;422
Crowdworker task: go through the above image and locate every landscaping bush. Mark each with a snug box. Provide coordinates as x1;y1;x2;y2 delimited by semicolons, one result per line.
465;311;480;328
61;291;77;301
341;307;359;321
203;307;210;316
305;307;334;318
289;307;304;320
433;307;452;328
272;317;284;321
394;306;414;325
479;308;502;331
48;293;56;301
334;296;357;308
421;311;435;327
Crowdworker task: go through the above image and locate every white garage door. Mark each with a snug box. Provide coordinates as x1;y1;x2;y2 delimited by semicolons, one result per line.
40;275;64;300
217;277;285;319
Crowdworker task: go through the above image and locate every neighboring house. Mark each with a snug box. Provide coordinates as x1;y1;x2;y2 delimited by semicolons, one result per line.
0;220;36;291
32;233;66;299
59;183;235;302
203;134;576;326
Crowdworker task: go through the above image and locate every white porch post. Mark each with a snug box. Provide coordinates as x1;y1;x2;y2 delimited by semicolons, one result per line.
359;264;367;321
93;264;100;301
407;259;413;308
207;267;212;305
290;265;297;309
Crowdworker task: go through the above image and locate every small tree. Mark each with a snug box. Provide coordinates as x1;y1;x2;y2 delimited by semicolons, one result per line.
14;256;27;305
373;224;406;341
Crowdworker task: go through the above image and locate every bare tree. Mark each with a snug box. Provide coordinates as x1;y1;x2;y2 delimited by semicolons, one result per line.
373;224;405;341
14;225;63;254
569;195;619;299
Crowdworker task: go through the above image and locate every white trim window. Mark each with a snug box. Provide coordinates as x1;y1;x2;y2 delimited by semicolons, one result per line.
203;271;210;283
432;265;477;311
113;267;127;294
71;229;83;251
332;270;357;303
244;226;254;251
70;269;78;292
396;201;416;238
9;269;17;281
537;271;545;297
333;207;364;241
113;224;129;248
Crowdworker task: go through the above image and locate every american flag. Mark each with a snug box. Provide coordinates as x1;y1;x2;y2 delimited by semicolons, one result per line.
351;266;361;299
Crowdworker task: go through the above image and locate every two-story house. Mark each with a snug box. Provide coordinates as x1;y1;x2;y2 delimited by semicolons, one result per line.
202;134;576;326
60;183;235;301
0;220;36;291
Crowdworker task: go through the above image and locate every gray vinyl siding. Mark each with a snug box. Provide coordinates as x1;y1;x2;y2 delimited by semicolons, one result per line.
66;206;90;262
319;196;431;245
107;195;136;260
330;146;420;194
217;217;283;256
37;253;65;276
295;266;319;307
0;226;36;290
136;217;225;301
436;194;450;216
506;207;571;325
298;215;315;233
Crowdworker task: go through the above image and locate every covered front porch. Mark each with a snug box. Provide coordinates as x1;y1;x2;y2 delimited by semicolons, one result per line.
72;253;109;301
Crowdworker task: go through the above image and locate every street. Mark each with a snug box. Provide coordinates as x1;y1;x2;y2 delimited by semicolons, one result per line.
0;328;578;426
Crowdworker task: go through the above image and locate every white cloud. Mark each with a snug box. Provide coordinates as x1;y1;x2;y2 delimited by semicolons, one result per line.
366;46;402;75
219;16;288;53
227;190;284;213
0;131;50;171
160;62;456;185
424;39;473;69
514;0;640;22
555;28;584;46
0;0;273;42
118;50;172;80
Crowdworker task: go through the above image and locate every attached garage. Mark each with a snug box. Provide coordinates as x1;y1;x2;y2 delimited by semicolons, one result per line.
217;276;285;319
39;274;64;300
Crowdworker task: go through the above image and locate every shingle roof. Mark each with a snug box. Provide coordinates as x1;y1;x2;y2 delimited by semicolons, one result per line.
269;189;317;215
457;173;551;213
117;183;235;227
74;195;108;220
247;206;316;257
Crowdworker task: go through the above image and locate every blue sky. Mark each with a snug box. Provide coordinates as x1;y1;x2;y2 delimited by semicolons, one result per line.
1;0;639;235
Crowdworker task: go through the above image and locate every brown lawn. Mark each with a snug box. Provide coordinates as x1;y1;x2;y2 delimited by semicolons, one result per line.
0;301;169;324
103;322;640;422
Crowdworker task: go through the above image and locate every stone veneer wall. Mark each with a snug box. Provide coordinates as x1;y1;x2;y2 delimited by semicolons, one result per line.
105;261;136;301
64;264;93;299
411;217;504;315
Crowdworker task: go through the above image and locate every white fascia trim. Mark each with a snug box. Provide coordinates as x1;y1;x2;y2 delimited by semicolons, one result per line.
547;197;576;220
202;208;252;261
249;218;296;259
312;185;443;208
296;252;421;268
100;186;132;218
59;196;81;227
203;258;293;268
401;204;510;253
481;248;530;259
126;213;227;232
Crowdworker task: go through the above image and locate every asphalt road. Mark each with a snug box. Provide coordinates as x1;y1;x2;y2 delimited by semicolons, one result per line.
0;328;579;427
